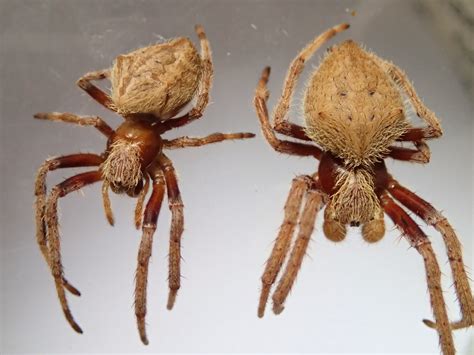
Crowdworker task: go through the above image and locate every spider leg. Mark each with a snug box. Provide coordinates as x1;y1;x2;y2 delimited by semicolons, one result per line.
76;69;116;112
254;67;323;158
134;175;150;229
388;180;473;330
271;23;349;142
101;181;115;226
163;132;255;149
258;175;312;317
272;182;326;315
387;141;431;164
45;170;103;333
381;194;455;355
155;154;185;310
135;166;166;345
162;24;213;131
33;112;114;138
373;56;443;139
35;154;104;295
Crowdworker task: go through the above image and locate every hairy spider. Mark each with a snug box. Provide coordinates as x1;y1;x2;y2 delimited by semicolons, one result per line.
254;23;472;354
34;25;254;345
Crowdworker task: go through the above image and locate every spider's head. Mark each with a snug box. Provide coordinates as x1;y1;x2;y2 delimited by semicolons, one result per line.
304;40;409;167
110;37;203;120
102;139;144;196
101;120;162;196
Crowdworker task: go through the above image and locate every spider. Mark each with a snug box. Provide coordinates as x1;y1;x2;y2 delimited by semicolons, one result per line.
254;23;473;355
34;25;254;345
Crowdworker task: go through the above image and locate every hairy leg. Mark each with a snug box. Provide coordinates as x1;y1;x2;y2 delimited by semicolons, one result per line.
162;24;213;131
35;154;104;295
373;56;443;138
272;23;349;141
258;175;312;317
101;181;115;226
382;194;454;355
387;141;430;163
34;112;114;138
134;175;150;229
272;186;326;314
156;154;184;310
45;170;103;333
388;180;473;330
254;67;323;158
76;69;116;112
163;132;255;149
135;167;166;345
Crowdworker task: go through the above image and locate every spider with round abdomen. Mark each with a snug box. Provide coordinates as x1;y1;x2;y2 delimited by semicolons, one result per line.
254;23;472;355
34;24;254;345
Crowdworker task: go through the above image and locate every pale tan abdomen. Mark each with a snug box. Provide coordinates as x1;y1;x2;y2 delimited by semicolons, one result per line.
111;37;203;119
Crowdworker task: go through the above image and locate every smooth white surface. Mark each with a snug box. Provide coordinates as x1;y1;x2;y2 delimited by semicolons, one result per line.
1;0;472;353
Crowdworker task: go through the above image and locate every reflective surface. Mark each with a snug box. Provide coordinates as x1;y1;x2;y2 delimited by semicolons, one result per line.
1;0;472;353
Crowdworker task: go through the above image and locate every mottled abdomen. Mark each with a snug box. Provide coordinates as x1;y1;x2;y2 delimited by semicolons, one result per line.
110;37;202;119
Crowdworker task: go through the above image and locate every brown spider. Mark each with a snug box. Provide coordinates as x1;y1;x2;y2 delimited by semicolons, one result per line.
254;23;473;355
34;25;254;345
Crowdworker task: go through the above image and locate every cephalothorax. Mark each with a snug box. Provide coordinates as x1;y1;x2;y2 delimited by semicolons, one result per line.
254;23;473;355
34;25;254;345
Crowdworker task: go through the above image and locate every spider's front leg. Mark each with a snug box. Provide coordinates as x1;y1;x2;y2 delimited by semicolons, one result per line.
388;180;473;330
35;154;104;296
382;194;455;355
156;154;184;310
135;167;166;345
271;181;326;315
45;170;103;333
258;175;312;317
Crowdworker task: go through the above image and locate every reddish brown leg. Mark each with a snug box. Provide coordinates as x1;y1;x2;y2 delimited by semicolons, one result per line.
156;154;184;310
76;69;116;112
34;112;114;137
35;154;104;296
135;166;166;345
161;25;213;131
163;132;255;149
272;184;326;315
387;141;430;163
254;67;322;158
258;175;312;317
45;170;103;334
388;180;474;330
134;175;150;229
381;194;455;355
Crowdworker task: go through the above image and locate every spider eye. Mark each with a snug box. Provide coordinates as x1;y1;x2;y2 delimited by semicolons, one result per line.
339;92;347;97
369;90;375;96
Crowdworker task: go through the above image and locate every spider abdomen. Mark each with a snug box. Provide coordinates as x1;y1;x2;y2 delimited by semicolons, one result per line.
304;40;409;167
110;37;203;119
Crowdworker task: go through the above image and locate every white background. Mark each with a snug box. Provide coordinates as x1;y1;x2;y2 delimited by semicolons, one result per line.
1;0;472;353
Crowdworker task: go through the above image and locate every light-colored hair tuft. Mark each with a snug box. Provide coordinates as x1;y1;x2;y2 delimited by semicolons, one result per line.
102;139;143;190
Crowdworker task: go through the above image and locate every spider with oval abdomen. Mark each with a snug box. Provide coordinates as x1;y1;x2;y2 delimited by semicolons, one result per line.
254;23;473;355
34;25;254;345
